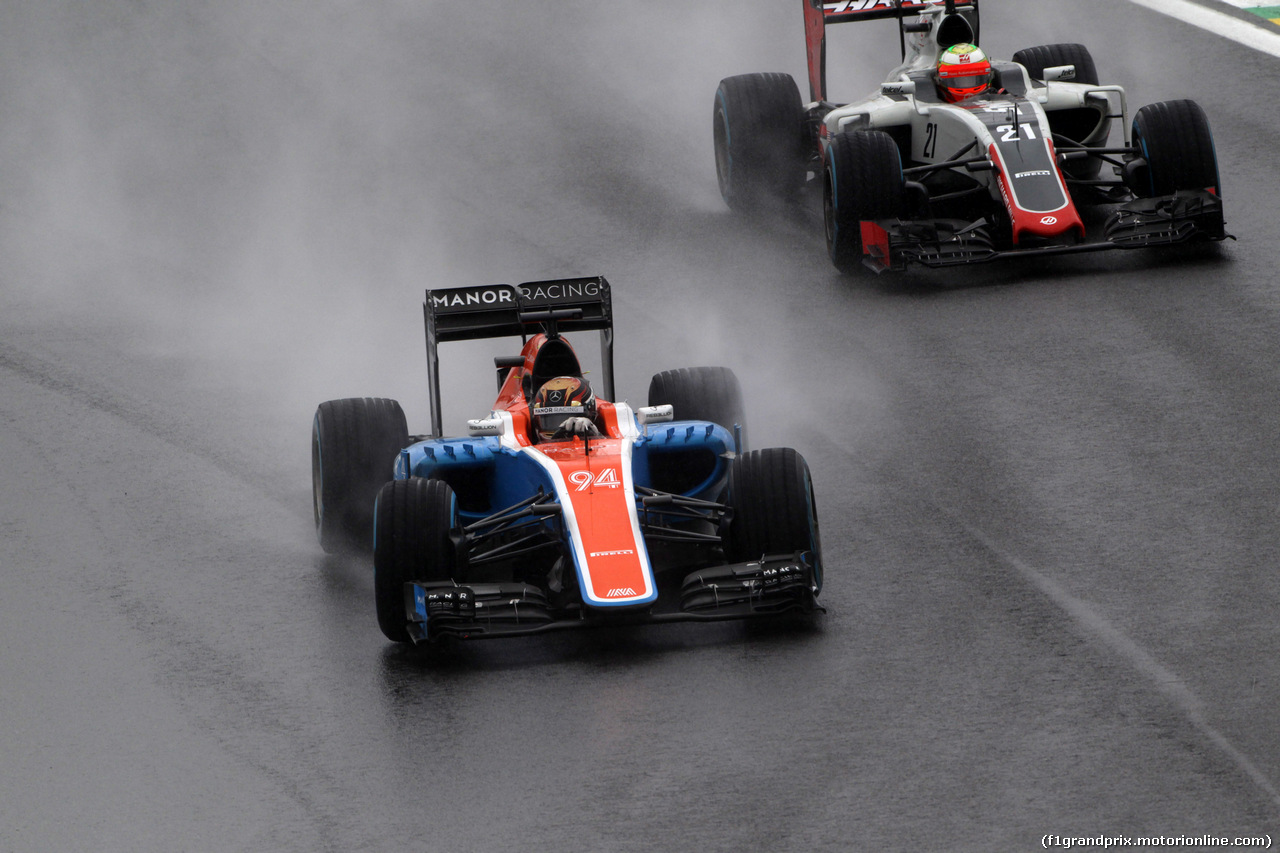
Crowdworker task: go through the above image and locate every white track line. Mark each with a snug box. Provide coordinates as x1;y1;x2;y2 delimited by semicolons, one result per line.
1127;0;1280;59
810;426;1280;813
962;520;1280;813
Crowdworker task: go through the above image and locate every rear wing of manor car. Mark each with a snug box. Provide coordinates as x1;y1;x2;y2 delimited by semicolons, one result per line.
423;276;615;438
804;0;981;101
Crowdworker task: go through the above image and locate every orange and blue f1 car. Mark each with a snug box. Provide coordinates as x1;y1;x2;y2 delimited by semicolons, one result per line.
311;277;823;643
714;0;1230;274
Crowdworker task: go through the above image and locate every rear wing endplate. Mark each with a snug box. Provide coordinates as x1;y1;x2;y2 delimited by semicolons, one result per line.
804;0;980;102
423;276;615;438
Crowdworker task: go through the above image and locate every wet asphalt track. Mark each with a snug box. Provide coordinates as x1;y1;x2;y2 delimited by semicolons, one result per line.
2;1;1279;850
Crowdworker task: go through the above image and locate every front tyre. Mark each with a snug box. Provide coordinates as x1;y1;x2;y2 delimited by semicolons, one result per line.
312;397;409;554
726;448;822;593
1130;100;1221;199
374;477;458;643
824;130;906;275
714;73;806;213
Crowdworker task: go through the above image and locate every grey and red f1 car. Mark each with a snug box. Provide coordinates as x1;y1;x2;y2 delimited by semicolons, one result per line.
714;0;1229;274
311;278;823;644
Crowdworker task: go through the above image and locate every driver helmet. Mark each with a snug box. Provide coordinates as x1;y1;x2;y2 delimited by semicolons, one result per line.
936;43;993;103
531;376;596;441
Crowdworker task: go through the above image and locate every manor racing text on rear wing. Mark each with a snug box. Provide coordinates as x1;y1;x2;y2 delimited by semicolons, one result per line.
423;276;615;437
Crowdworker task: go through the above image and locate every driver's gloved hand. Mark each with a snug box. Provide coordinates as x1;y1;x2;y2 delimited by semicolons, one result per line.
554;416;601;438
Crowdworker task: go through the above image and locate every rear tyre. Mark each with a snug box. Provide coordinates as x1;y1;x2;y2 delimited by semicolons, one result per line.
726;448;822;592
713;73;806;213
312;397;409;554
1012;43;1105;180
648;366;747;450
823;130;906;275
1130;100;1221;198
374;477;458;643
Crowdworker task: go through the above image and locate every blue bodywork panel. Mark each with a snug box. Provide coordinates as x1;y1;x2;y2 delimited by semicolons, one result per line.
392;420;735;522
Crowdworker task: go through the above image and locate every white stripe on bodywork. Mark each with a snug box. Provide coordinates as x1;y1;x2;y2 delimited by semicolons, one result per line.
613;401;641;440
494;409;522;452
516;402;654;607
610;408;655;604
609;403;655;603
520;444;593;592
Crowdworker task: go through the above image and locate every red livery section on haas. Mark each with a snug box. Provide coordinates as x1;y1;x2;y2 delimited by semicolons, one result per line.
721;0;1229;275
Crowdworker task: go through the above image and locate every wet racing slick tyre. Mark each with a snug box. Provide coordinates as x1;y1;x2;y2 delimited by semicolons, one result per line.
713;72;806;214
1012;43;1099;86
312;397;409;555
725;447;822;593
648;366;747;452
824;130;906;275
374;477;458;643
1130;100;1221;199
1012;43;1105;181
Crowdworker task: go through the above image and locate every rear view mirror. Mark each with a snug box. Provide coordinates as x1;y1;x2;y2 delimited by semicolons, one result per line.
1043;65;1077;83
637;405;674;427
467;417;506;437
881;81;917;98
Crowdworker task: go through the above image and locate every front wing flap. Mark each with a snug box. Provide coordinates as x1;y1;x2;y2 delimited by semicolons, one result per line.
403;552;822;643
870;189;1229;271
1103;190;1227;246
405;582;554;643
679;552;822;616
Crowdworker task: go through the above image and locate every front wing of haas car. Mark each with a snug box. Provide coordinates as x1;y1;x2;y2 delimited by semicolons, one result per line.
717;0;1231;274
848;79;1227;271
